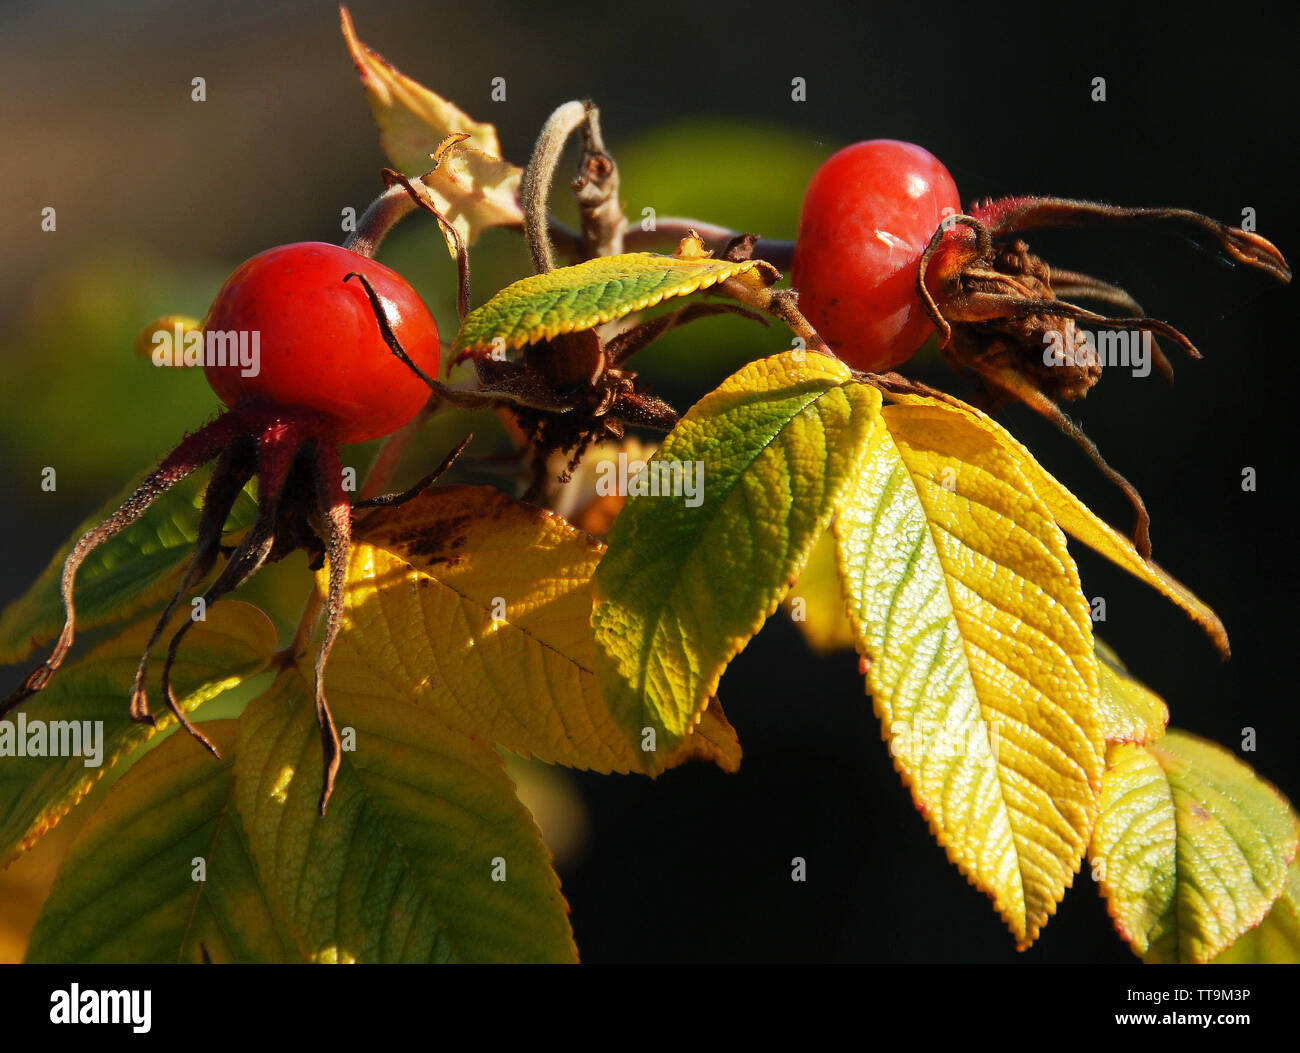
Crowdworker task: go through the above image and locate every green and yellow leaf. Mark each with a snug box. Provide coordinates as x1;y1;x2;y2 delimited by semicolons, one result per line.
332;486;739;775
453;246;776;355
1213;858;1300;963
235;668;576;963
835;401;1103;948
593;351;879;757
879;390;1228;656
25;721;301;964
0;469;258;666
1091;730;1298;963
0;602;277;865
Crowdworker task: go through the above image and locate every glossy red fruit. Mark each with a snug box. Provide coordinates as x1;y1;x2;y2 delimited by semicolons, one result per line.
792;140;961;371
203;241;440;444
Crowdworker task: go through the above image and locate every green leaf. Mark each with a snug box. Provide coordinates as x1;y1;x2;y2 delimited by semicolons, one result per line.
453;248;774;355
235;668;576;963
0;468;258;666
25;721;301;964
592;351;879;755
834;403;1103;947
1091;730;1299;963
0;601;277;865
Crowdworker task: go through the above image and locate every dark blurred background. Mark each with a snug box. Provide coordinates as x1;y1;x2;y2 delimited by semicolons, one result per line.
0;0;1296;962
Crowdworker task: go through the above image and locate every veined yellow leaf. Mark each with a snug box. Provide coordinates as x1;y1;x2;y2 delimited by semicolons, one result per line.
235;668;576;963
879;390;1228;656
1091;730;1298;963
330;486;740;775
835;403;1103;948
453;249;774;355
26;721;301;964
593;351;880;755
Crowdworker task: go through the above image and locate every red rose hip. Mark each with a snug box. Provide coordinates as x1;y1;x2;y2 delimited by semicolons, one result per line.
791;140;960;371
203;241;440;443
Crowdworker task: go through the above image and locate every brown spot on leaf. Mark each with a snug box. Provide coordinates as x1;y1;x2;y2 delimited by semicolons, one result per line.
376;513;474;561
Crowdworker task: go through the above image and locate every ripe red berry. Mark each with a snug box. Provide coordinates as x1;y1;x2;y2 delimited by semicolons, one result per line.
203;241;440;444
792;140;960;371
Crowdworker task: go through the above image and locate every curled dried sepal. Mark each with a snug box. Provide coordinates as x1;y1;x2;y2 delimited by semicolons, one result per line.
0;400;406;815
918;197;1290;404
1;412;248;719
971;196;1291;282
911;198;1290;556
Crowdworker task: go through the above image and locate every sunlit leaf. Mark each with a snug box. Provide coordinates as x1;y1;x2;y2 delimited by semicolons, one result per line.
25;721;300;964
879;390;1228;656
1091;730;1299;963
593;351;879;755
1213;858;1300;963
1094;639;1168;745
421;137;525;257
341;7;523;255
0;602;277;865
0;469;258;666
835;402;1103;947
332;486;739;775
341;5;503;165
235;668;576;963
454;247;776;355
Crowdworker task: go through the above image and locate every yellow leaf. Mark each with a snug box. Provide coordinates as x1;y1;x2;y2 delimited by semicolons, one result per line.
880;390;1228;656
836;404;1103;947
1095;639;1169;745
340;7;523;253
414;137;524;258
784;527;856;654
1091;731;1298;963
328;486;739;775
341;5;502;163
